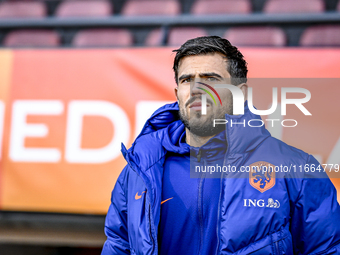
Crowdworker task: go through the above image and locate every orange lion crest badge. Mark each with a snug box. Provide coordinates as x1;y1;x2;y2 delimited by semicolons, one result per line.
249;161;276;193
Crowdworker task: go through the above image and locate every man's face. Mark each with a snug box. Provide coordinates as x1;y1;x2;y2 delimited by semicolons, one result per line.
175;52;235;137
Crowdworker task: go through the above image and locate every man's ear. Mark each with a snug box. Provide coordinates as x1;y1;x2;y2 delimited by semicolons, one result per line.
237;83;248;102
174;86;179;102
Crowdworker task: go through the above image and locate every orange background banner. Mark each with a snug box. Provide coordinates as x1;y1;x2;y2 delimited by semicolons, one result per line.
0;48;339;214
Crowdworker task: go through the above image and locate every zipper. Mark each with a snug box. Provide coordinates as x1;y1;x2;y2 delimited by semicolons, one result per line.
215;165;224;255
122;148;157;254
275;241;280;255
197;144;204;253
198;167;205;255
148;203;156;255
197;149;202;162
215;125;230;255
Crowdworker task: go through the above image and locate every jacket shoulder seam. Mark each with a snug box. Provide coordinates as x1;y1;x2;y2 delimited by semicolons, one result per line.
144;153;167;172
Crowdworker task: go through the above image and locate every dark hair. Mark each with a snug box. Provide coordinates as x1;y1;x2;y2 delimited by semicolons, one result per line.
173;36;248;85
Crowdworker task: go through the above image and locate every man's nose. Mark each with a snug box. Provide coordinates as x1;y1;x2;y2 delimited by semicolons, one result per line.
191;79;205;97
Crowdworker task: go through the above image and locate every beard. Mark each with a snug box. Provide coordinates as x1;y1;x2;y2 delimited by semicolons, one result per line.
179;96;233;137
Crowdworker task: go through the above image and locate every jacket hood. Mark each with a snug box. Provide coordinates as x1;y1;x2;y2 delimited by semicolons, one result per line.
121;102;186;181
126;102;189;159
122;101;271;172
224;102;271;154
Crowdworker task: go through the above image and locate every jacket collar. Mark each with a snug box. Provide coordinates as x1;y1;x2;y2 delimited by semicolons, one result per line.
224;103;271;155
123;101;271;172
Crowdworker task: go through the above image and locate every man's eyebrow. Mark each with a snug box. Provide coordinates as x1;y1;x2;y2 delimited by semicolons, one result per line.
178;72;223;81
178;74;194;81
199;72;223;79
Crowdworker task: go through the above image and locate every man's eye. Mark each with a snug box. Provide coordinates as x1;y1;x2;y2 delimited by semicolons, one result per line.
206;77;218;82
182;78;192;83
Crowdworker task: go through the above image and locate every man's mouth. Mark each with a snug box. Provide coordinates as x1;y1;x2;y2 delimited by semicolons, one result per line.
189;101;209;111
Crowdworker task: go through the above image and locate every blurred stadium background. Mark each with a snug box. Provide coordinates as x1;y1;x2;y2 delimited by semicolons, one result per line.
0;0;339;47
0;0;339;254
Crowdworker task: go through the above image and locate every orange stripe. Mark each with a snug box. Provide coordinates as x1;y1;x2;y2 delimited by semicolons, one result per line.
161;197;173;205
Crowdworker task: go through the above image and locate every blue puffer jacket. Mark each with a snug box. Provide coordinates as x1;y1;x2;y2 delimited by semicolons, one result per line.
102;102;340;255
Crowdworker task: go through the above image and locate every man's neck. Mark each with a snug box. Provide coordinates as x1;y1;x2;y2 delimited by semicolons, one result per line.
185;128;215;147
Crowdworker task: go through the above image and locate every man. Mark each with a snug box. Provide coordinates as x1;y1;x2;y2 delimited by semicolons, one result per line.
101;36;340;254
